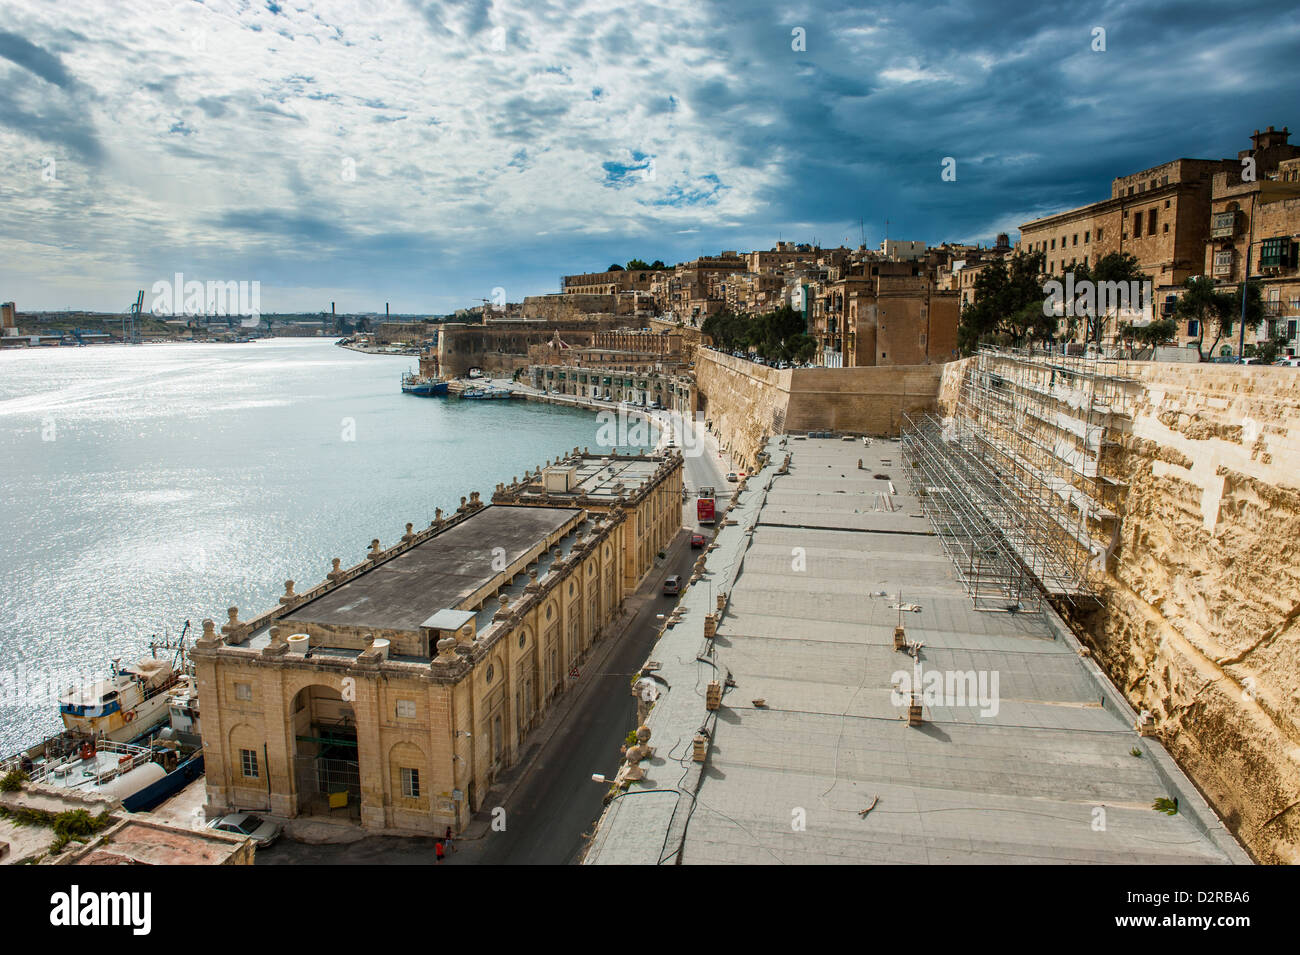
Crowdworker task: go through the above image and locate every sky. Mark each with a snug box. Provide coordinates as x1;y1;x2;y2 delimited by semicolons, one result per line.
1;0;1297;314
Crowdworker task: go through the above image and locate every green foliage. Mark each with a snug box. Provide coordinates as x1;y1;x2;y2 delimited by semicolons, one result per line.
1;767;26;792
1152;797;1179;816
1117;318;1177;350
50;809;114;852
1252;334;1290;364
703;305;812;363
1174;276;1263;360
1070;252;1148;343
0;804;114;853
606;263;624;272
957;251;1048;354
1130;747;1143;757
624;730;639;748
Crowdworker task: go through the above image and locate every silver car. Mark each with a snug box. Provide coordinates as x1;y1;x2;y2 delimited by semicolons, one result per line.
208;812;282;847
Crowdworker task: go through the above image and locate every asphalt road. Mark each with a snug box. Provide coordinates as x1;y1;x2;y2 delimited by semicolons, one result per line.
261;420;728;865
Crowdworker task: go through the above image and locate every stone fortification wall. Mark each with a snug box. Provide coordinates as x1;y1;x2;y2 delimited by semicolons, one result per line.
938;356;1300;863
438;318;620;377
693;351;944;471
1081;362;1300;863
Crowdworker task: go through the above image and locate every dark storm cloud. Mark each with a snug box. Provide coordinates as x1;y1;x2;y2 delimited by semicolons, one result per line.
0;30;77;87
676;0;1299;243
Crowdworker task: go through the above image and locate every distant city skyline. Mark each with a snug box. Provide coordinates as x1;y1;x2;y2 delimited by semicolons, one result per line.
2;0;1296;312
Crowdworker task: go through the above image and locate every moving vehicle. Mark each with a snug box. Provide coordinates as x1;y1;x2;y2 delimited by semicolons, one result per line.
697;495;716;525
662;575;682;596
725;471;739;482
690;533;706;549
208;812;282;847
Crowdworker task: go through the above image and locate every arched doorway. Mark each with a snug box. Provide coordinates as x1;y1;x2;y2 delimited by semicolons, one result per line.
290;684;360;818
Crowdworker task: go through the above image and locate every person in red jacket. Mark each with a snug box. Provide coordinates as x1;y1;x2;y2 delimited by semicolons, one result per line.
435;839;445;863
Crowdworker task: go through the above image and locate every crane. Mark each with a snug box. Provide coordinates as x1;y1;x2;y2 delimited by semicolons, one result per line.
123;290;144;344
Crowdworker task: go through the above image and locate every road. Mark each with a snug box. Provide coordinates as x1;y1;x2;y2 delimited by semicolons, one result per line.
262;414;728;865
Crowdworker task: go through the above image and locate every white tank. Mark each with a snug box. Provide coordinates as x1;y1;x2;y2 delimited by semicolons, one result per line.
95;762;167;801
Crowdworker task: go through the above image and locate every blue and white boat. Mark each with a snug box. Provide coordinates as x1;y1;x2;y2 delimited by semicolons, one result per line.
401;371;448;396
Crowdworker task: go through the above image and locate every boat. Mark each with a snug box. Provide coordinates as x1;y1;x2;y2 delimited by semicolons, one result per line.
2;626;207;812
460;385;513;400
401;371;449;396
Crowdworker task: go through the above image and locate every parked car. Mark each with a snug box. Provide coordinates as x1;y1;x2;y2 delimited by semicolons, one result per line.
690;533;706;549
725;471;739;482
208;812;282;847
662;575;682;595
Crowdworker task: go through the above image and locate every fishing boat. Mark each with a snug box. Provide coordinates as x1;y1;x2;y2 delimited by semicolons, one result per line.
460;387;488;399
401;371;449;396
3;628;206;812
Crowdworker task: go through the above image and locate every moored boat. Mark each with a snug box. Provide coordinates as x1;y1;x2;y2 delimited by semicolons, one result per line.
401;371;449;396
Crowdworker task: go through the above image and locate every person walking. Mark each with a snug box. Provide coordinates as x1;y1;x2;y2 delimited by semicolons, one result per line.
435;839;445;863
444;826;456;853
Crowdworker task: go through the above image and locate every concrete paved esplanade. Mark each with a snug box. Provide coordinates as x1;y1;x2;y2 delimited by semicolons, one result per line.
193;448;683;835
585;436;1248;864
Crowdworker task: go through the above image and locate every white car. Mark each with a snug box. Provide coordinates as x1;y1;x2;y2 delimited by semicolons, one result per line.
207;812;283;847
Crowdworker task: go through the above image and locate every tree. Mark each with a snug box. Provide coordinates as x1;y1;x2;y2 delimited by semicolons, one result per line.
1174;277;1262;360
650;260;666;270
606;263;624;272
1117;318;1176;356
958;250;1047;354
1064;252;1148;344
625;259;651;271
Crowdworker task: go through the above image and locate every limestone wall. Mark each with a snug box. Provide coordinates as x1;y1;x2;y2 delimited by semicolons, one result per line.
938;356;1300;862
1076;362;1300;863
693;351;943;470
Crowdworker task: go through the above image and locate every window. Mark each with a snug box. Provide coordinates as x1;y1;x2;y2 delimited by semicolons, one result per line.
401;767;420;798
240;748;259;779
235;682;252;701
1097;227;1104;242
485;664;495;683
1260;237;1295;269
1148;209;1157;234
1133;211;1142;238
1072;234;1078;246
1085;231;1091;243
396;699;416;719
1187;319;1200;337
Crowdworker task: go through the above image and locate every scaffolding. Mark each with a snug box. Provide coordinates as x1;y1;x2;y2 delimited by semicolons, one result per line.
902;346;1136;611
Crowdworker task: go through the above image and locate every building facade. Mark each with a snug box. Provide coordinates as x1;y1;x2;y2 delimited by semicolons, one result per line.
193;451;683;835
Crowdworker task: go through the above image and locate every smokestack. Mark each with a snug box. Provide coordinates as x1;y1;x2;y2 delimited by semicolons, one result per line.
331;301;335;315
386;302;390;317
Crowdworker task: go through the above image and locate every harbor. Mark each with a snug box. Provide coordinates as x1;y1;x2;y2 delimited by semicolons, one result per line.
0;338;653;758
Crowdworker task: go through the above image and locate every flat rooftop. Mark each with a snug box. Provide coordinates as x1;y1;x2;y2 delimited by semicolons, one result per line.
282;504;580;634
585;437;1248;865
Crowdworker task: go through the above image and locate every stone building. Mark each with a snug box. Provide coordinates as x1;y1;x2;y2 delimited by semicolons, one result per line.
193;450;683;834
1019;125;1300;347
562;269;654;295
810;262;960;367
1204;140;1300;358
530;362;696;412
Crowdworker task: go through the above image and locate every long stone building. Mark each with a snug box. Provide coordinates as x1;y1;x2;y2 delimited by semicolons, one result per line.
193;449;683;834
